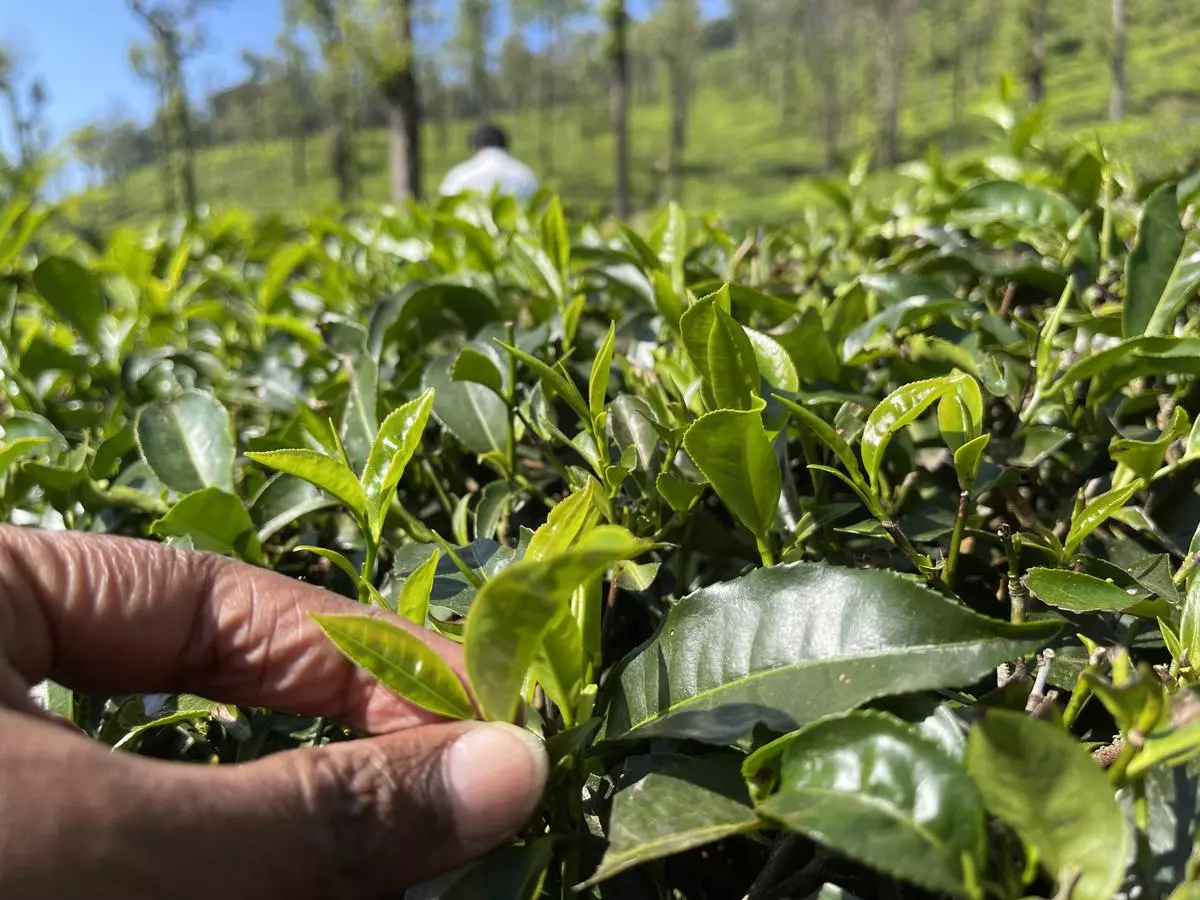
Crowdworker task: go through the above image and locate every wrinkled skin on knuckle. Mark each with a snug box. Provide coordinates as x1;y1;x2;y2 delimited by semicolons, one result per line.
285;734;455;897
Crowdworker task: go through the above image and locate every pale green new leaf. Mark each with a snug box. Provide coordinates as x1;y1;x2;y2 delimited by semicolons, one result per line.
1064;482;1140;557
246;449;367;522
361;389;436;542
683;405;781;540
589;323;616;421
465;526;649;723
312;613;476;721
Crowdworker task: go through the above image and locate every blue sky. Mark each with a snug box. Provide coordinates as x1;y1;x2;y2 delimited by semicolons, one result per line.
1;0;726;151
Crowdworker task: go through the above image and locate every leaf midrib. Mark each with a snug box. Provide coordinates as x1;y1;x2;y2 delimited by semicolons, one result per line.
620;633;1045;735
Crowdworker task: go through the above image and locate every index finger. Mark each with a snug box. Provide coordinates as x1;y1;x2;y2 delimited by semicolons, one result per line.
0;526;462;734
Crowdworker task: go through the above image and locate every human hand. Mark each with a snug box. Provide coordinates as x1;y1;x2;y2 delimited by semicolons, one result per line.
0;526;548;899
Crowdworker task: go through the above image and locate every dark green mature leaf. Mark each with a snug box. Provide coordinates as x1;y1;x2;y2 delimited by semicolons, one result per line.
151;487;262;564
452;347;506;396
32;256;106;349
584;755;758;886
966;710;1129;900
756;712;986;897
603;563;1058;743
424;353;511;458
1146;236;1200;336
1125;183;1186;339
246;449;367;521
1026;568;1142;612
610;395;661;472
312;613;476;720
361;389;435;541
466;527;649;723
683;405;781;541
136;390;235;494
250;474;334;542
328;322;379;472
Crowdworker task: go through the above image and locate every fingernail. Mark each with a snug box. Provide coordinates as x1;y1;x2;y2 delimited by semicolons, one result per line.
445;722;548;850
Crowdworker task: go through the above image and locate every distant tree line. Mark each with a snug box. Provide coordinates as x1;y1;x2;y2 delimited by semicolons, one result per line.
0;0;1170;216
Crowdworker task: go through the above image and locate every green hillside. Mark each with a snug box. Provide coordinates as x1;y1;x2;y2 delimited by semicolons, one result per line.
75;0;1200;226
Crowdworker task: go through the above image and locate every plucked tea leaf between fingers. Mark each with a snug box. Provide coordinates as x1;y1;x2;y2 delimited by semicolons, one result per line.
683;405;780;541
583;755;758;887
361;389;436;542
1124;183;1186;339
245;449;367;521
136;391;235;494
756;711;986;897
1026;568;1143;612
966;710;1129;900
465;526;650;723
312;614;476;721
602;563;1058;743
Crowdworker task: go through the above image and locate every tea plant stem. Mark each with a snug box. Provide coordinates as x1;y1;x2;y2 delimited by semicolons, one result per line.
756;537;776;568
1174;550;1200;587
943;490;969;589
421;459;455;520
881;521;926;576
1062;646;1105;728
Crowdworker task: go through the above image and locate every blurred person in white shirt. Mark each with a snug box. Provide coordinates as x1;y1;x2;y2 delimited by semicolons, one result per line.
439;123;539;202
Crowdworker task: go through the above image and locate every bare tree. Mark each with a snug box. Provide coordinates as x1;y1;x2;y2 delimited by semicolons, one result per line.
129;42;177;214
872;0;914;167
650;0;700;202
605;0;630;218
127;0;217;218
340;0;422;203
1110;0;1127;121
0;48;50;190
803;0;846;171
456;0;492;118
1026;0;1048;104
293;0;356;204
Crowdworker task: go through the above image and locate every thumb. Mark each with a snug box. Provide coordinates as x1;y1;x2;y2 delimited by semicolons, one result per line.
7;713;548;900
212;720;550;898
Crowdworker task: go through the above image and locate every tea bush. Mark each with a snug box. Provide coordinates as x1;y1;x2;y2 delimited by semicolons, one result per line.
6;112;1200;899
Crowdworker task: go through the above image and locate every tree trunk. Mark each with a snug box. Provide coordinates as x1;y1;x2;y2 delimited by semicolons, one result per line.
1027;0;1047;105
608;0;630;219
383;0;421;203
168;63;198;218
876;1;909;168
468;0;489;119
157;104;176;215
952;0;966;126
539;17;558;178
667;57;687;202
1110;0;1127;121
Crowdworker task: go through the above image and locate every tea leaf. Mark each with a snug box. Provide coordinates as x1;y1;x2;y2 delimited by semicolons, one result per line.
137;390;235;494
361;389;436;542
683;405;780;541
756;712;985;897
312;613;476;720
246;449;367;522
966;710;1129;900
603;563;1057;743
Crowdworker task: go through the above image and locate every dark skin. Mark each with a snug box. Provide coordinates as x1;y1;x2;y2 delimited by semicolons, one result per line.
0;525;547;900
